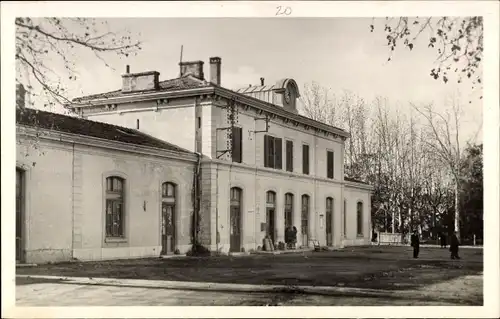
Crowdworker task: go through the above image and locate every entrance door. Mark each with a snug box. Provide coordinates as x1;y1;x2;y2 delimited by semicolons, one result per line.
326;197;333;246
16;169;24;263
161;182;176;255
301;195;310;247
266;208;276;244
162;203;175;254
230;206;241;252
229;187;242;253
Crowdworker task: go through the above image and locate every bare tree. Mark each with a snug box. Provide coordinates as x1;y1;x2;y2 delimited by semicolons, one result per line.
15;17;142;110
412;97;465;239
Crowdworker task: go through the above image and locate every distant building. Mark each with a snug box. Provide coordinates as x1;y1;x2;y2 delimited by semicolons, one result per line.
16;57;372;264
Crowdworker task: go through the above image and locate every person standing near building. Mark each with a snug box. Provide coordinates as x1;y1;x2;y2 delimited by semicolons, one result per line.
450;231;461;259
410;230;420;258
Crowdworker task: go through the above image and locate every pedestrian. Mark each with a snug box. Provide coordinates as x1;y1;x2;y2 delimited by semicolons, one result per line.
440;232;447;248
410;230;420;258
450;231;461;259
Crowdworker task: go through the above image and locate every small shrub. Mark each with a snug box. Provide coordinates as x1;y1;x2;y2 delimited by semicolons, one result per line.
174;249;180;255
257;245;262;251
241;247;245;253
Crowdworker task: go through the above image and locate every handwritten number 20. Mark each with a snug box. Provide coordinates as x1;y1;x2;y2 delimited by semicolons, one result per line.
276;6;292;16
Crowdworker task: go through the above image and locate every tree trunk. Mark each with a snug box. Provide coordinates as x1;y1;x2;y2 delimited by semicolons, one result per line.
454;179;460;240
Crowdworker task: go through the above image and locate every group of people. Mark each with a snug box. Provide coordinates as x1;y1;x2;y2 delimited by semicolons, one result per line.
410;230;461;259
285;225;298;249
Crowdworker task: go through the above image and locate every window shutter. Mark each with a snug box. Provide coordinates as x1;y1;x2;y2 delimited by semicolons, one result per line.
268;137;275;168
232;127;242;163
264;135;269;167
303;144;310;174
286;140;293;172
275;138;283;170
327;151;334;179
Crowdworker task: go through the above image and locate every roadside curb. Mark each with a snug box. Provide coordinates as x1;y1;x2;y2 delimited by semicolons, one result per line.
15;274;420;298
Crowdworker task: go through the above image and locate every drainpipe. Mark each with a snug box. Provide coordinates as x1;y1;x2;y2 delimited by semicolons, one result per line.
193;152;202;245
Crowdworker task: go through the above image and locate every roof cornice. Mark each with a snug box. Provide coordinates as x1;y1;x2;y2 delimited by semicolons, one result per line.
68;80;349;139
16;125;197;163
214;86;349;138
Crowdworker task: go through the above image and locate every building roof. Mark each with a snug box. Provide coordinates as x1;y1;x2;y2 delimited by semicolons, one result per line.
72;75;210;102
71;74;347;136
16;107;194;154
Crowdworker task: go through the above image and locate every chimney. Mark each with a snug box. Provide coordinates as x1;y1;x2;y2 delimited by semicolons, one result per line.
260;77;265;86
179;61;204;80
126;65;130;74
16;83;26;109
209;57;221;85
122;70;160;93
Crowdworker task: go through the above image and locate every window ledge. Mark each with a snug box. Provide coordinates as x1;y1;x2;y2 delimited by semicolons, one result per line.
105;237;127;243
356;235;364;238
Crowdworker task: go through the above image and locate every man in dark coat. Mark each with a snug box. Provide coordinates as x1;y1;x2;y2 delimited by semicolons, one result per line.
450;232;461;259
410;230;420;258
440;231;447;248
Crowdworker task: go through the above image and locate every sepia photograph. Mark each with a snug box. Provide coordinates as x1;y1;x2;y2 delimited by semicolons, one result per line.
2;1;499;318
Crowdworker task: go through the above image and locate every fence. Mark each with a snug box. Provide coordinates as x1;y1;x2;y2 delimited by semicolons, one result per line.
374;232;409;245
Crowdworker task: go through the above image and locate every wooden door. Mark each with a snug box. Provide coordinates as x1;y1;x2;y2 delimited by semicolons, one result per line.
266;208;276;244
326;210;333;246
162;203;175;255
229;206;241;252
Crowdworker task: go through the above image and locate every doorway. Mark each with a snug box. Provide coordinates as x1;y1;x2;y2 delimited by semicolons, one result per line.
16;168;25;263
326;197;333;246
230;187;242;252
301;195;310;247
266;191;276;244
161;182;176;255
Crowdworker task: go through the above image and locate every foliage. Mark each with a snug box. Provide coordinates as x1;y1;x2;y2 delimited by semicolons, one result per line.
299;83;482;241
371;17;483;98
15;17;141;109
459;143;483;239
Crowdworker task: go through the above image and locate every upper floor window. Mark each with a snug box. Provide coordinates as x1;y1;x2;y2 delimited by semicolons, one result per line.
327;151;334;179
231;126;242;163
302;144;310;175
105;176;125;238
264;135;282;169
357;201;363;236
286;140;294;172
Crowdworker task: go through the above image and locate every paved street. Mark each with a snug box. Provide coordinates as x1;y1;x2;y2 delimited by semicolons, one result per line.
16;246;483;306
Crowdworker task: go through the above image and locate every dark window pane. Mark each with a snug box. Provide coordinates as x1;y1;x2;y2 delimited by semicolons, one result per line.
275;138;282;170
302;145;309;175
286;140;293;172
232;127;242;163
327;151;334;179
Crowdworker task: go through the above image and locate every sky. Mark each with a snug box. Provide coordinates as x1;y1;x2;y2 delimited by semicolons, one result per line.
22;17;483;143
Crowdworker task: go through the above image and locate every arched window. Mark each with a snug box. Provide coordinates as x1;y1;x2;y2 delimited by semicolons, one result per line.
357;201;363;236
162;182;176;199
284;193;294;228
343;199;347;238
266;191;276;207
301;195;310;244
105;176;125;238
